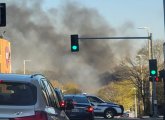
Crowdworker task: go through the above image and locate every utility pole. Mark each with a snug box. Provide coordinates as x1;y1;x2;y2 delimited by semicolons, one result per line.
163;0;165;119
137;27;153;116
149;33;158;118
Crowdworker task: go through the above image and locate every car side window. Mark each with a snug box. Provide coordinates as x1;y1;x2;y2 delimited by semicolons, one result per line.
48;82;60;108
42;79;58;108
88;96;103;103
39;79;51;106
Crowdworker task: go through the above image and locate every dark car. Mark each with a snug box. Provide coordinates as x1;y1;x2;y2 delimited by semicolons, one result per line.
0;73;72;120
54;88;66;108
64;94;94;120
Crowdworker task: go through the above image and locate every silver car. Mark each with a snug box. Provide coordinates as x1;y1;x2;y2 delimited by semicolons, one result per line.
0;73;70;120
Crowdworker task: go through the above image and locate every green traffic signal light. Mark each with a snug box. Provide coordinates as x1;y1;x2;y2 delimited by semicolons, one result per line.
151;70;156;75
149;59;157;77
72;45;78;50
71;34;79;52
0;3;6;27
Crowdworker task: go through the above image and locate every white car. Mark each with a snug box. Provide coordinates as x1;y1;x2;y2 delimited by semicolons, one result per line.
86;95;124;119
0;73;72;120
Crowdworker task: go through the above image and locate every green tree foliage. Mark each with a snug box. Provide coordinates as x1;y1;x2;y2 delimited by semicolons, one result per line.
63;82;82;94
97;80;134;110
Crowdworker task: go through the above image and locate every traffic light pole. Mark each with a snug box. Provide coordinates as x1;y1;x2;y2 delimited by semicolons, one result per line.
149;33;157;117
152;76;157;117
163;0;165;119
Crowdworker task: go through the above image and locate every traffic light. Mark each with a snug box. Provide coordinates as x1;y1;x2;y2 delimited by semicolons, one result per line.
0;3;6;27
159;69;165;79
149;76;161;82
149;59;157;77
71;34;79;52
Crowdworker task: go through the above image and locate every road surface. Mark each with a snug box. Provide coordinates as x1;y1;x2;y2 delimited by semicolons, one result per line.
95;116;163;120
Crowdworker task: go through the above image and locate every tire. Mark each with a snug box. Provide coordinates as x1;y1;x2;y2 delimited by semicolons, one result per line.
104;109;115;119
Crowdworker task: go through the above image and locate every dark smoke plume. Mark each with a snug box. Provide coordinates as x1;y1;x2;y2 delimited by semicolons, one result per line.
3;0;139;93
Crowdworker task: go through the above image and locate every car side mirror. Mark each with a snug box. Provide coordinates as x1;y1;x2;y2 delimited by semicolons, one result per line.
65;99;74;110
45;106;58;116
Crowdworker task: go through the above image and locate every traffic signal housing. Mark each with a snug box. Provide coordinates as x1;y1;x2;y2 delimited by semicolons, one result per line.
149;59;157;77
0;3;6;27
149;76;161;82
71;34;79;52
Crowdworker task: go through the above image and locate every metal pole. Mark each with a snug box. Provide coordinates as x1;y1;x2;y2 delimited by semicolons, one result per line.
79;36;150;40
150;33;157;117
152;76;157;117
134;88;137;118
149;33;153;116
163;0;165;119
163;43;165;120
23;60;31;74
137;27;152;115
23;60;25;74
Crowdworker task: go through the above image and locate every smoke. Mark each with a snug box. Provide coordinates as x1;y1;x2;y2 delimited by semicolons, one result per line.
3;0;139;93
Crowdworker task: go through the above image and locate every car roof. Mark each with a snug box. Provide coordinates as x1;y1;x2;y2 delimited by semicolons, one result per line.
0;73;45;82
64;94;86;97
54;88;61;92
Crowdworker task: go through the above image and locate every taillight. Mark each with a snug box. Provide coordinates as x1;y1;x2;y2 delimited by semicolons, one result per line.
10;111;48;120
60;100;65;107
0;80;3;83
35;111;48;120
87;106;94;112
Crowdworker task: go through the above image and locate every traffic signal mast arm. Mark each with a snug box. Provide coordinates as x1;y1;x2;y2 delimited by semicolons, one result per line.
70;34;152;52
80;36;151;40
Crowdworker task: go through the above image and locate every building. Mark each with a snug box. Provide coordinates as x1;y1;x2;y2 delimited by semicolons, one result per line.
0;38;11;73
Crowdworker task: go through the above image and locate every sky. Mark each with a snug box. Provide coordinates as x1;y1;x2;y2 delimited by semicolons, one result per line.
43;0;164;40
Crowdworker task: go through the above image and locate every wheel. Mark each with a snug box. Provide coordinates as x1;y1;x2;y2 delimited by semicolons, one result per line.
104;109;115;119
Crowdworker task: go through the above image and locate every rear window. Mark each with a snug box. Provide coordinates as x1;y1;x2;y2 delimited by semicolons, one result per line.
64;95;89;103
0;82;37;105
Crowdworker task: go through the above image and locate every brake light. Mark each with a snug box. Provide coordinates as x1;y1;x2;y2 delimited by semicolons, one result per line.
34;111;48;120
60;100;65;107
87;106;93;112
10;111;48;120
0;80;3;83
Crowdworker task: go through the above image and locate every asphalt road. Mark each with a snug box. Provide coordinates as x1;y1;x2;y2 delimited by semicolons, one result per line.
95;116;163;120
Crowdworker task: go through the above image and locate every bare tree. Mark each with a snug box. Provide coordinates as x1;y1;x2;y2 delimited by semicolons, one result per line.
116;40;164;115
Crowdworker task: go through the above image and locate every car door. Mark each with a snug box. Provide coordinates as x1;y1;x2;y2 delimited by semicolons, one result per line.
87;96;105;113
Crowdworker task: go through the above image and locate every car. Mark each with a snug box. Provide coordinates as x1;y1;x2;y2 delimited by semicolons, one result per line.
64;94;94;120
86;95;124;119
0;73;72;120
54;88;66;109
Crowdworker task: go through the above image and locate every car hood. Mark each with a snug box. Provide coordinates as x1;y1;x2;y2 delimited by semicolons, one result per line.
0;105;35;118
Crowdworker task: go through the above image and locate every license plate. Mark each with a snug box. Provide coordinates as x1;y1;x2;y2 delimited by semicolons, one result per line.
72;109;79;112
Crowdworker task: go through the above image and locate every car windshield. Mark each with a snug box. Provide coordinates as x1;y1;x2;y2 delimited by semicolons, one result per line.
0;82;37;105
64;96;89;103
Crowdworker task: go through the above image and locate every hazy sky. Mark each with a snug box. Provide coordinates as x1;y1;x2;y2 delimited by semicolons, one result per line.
43;0;164;40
